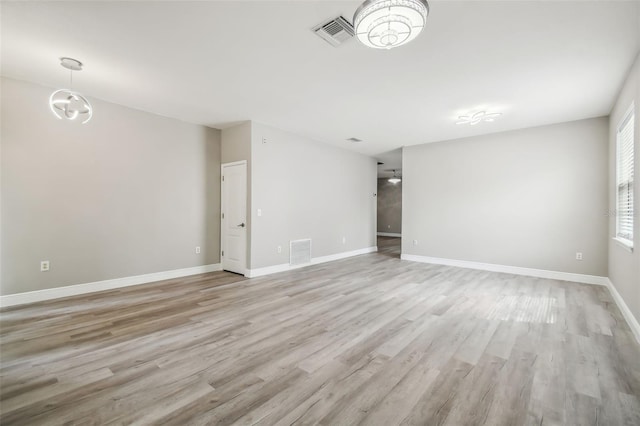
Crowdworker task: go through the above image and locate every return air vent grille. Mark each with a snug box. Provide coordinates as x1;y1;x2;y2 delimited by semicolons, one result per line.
290;239;312;266
313;16;354;47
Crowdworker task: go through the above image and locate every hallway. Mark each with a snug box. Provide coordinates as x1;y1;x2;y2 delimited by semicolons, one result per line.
378;236;401;258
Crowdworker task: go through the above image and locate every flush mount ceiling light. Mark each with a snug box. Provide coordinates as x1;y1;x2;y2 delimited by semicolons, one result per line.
353;0;429;49
49;57;93;124
388;169;401;184
456;111;502;126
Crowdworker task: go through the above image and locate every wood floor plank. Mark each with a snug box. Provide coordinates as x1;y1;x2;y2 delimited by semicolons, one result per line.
1;237;639;425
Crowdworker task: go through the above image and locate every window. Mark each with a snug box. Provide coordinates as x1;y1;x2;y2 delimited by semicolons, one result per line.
616;103;635;249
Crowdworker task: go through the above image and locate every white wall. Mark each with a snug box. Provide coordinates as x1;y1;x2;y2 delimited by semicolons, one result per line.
609;53;640;325
250;122;377;270
402;117;609;276
1;77;221;295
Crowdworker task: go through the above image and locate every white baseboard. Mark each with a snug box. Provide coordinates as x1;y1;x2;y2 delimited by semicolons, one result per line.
0;264;222;308
400;254;608;286
244;263;293;278
312;246;378;264
247;246;378;278
377;232;401;237
605;278;640;344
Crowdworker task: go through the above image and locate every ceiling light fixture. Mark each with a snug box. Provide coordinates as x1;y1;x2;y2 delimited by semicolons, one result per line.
456;111;501;126
388;169;401;184
353;0;429;50
49;57;93;124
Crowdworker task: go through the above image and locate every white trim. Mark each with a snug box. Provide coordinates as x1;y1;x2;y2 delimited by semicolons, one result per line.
400;254;608;286
0;264;222;308
311;246;377;264
613;237;634;253
245;263;294;278
246;246;378;278
605;278;640;344
377;232;401;237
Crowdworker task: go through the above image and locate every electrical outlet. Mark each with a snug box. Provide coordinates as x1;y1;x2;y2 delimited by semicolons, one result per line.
277;245;282;254
257;208;262;217
576;252;583;261
262;137;267;144
195;246;201;254
413;239;418;246
342;236;346;244
40;261;50;272
388;224;391;229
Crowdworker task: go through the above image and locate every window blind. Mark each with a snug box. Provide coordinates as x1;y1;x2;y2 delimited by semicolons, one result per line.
616;105;635;244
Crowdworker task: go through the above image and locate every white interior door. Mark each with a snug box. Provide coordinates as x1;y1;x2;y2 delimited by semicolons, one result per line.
221;161;247;275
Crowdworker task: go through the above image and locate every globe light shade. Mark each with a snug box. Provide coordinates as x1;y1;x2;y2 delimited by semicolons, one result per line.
354;0;429;49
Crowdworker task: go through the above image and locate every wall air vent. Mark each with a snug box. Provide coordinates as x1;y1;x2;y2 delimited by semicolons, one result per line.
313;16;354;47
290;239;312;266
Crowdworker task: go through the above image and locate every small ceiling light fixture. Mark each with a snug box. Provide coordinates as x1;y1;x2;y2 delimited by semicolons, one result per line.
388;169;401;184
49;57;93;124
353;0;430;50
456;111;502;126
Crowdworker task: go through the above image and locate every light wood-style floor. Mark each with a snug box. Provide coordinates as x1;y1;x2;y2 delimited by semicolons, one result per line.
1;237;639;425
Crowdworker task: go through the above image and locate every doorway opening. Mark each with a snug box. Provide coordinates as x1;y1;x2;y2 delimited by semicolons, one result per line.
377;170;402;258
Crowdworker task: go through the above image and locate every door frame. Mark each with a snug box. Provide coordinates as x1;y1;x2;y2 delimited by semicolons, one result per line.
220;160;248;276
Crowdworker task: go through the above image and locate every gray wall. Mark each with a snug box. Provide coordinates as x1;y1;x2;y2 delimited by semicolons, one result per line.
402;117;609;276
221;122;252;267
609;53;640;325
1;77;221;295
250;121;377;269
377;178;402;234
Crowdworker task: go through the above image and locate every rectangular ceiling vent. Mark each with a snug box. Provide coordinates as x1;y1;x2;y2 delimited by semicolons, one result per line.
290;239;312;266
313;16;354;47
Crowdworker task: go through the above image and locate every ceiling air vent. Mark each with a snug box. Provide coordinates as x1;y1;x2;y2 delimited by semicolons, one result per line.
313;16;354;47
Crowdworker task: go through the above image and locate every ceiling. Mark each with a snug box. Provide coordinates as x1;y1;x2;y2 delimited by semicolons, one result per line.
2;1;639;176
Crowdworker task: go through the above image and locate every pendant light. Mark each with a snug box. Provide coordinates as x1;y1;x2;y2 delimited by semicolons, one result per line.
49;57;93;124
388;170;401;184
353;0;430;50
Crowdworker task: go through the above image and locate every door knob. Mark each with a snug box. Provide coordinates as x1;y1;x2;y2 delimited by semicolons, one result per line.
238;223;245;228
